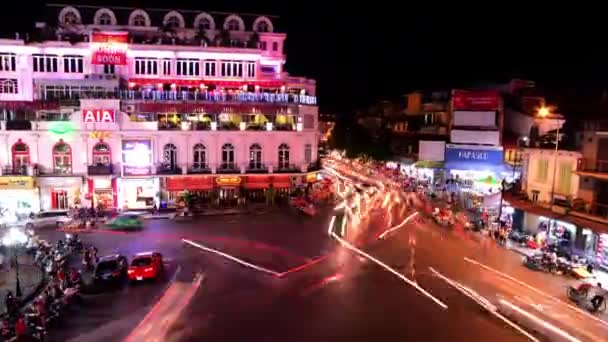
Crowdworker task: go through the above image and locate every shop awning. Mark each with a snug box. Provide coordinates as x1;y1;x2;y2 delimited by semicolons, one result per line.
166;176;214;191
244;176;271;189
445;161;508;174
272;175;292;189
413;161;444;169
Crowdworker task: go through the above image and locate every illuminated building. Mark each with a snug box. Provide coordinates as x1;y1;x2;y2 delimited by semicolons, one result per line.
0;4;319;210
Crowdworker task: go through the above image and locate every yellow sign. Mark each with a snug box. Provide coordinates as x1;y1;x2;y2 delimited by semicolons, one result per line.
215;176;241;187
0;176;35;189
90;131;111;139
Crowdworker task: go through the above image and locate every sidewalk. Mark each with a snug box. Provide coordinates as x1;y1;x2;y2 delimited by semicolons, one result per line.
0;254;44;313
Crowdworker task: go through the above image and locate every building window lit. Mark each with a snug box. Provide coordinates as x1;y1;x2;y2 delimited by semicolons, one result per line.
98;13;112;25
53;141;72;174
92;142;111;165
249;144;262;169
134;58;158;75
62;10;80;25
278;143;290;169
304;144;312;164
12;141;30;172
0;79;18;94
193;143;206;169
132;14;147;26
33;54;58;73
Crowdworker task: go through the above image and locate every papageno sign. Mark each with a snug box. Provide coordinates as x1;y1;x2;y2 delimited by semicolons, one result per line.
82;110;115;123
91;32;128;65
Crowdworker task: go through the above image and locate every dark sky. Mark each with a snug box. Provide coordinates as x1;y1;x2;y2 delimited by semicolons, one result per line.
2;1;607;116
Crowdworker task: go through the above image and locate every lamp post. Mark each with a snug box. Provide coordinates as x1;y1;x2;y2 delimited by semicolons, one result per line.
2;228;28;298
537;106;562;205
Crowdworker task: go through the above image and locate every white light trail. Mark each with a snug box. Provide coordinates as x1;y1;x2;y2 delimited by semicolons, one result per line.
499;299;581;342
329;229;448;310
464;257;608;329
182;238;282;277
378;212;419;240
429;267;539;342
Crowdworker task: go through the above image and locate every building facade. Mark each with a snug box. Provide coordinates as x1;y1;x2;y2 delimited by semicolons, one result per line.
0;4;319;213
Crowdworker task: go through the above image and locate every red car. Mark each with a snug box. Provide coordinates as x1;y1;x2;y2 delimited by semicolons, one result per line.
127;252;163;281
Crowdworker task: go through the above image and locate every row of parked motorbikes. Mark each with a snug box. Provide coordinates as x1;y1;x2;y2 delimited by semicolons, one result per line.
1;233;89;341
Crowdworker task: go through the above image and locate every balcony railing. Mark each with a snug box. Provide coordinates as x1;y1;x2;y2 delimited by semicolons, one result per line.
5;120;32;130
273;164;300;173
156;164;182;175
87;164;113;175
1;165;29;175
217;163;240;174
188;164;212;174
246;164;268;173
577;159;608;173
38;90;317;106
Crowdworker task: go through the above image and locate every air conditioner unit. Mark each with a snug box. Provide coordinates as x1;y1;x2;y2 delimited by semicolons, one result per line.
124;105;135;113
84;74;91;79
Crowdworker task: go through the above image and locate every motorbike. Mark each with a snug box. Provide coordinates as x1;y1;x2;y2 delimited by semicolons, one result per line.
523;254;558;274
567;286;607;314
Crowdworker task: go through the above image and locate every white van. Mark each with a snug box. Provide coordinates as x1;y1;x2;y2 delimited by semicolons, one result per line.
24;211;71;229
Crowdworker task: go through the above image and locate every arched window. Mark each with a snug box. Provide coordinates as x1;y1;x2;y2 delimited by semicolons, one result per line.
53;141;72;174
193;143;206;169
253;16;273;33
163;11;184;29
62;11;79;25
249;144;262;170
92;142;111;165
98;13;112;25
163;143;177;169
221;143;235;169
278;144;290;169
165;16;181;28
12;140;30;173
132;14;146;26
194;12;215;30
226;19;240;31
256;21;269;32
199;18;212;30
224;15;244;31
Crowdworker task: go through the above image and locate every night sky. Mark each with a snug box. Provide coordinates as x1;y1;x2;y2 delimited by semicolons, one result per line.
2;1;607;117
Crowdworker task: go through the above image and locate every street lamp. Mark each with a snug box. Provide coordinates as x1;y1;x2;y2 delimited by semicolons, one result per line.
2;227;28;298
536;106;562;205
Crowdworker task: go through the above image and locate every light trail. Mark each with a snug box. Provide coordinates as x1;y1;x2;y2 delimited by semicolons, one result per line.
429;267;539;342
498;299;581;342
182;238;282;277
328;218;448;310
377;212;419;240
464;257;608;329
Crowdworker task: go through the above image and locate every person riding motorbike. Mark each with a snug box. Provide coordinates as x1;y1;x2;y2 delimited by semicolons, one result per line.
591;283;606;312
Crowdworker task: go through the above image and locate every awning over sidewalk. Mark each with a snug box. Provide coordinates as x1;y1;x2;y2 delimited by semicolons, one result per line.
166;176;214;191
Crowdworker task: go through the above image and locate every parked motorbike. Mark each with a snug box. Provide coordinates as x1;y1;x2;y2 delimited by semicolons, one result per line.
567;286;607;314
523;254;558;274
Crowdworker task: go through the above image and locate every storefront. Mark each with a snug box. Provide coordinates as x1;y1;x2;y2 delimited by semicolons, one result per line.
408;161;444;185
215;176;242;206
86;177;117;209
37;176;83;211
164;176;214;207
117;178;159;210
0;176;40;222
243;176;271;203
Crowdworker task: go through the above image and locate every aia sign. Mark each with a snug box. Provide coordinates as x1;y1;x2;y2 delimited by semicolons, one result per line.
82;110;115;123
91;32;128;65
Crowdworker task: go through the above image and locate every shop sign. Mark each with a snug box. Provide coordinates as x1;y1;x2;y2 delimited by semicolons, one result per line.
93;179;112;189
0;176;34;189
82;110;115;123
91;32;128;65
445;145;503;165
90;131;111;139
122;139;152;176
215;176;241;187
37;177;82;188
452;90;499;111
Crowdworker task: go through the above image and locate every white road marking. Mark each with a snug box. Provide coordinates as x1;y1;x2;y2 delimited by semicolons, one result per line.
182;238;282;277
464;257;608;329
429;267;540;342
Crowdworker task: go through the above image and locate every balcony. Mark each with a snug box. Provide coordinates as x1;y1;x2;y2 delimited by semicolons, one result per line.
246;164;268;174
216;163;240;174
87;164;113;176
577;159;608;173
1;165;29;176
156;164;182;175
38;165;73;176
5;120;32;130
273;164;300;173
188;164;212;174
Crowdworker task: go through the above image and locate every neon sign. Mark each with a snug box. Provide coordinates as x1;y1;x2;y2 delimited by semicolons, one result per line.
215;176;241;187
49;122;75;135
82;110;115;123
91;32;128;65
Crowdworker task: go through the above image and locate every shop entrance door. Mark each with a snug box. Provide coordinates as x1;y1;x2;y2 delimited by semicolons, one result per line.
219;188;238;207
52;190;68;209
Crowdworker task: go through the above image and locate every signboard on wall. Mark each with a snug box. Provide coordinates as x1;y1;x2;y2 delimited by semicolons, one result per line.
450;129;500;146
0;176;34;189
91;32;128;65
418;141;445;161
445;144;503;165
82;110;115;123
122;139;152;176
452;90;499;111
453;111;497;127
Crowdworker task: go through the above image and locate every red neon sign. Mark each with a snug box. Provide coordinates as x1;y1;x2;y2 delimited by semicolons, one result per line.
82;109;115;123
91;32;128;65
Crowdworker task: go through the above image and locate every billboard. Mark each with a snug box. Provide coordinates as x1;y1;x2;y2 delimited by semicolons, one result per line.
445;144;503;165
91;32;128;65
453;111;496;127
418;141;445;162
82;109;115;123
122;139;152;175
450;129;500;146
452;90;499;111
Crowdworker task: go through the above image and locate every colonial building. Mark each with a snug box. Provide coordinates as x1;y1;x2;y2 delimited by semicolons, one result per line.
0;4;319;213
